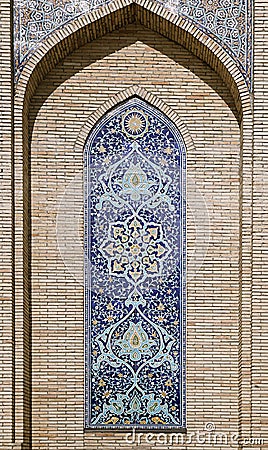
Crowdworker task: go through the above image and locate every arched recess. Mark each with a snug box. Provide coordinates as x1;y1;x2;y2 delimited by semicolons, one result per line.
13;1;253;447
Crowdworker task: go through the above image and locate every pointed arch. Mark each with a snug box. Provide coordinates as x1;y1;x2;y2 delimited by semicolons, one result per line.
16;0;252;121
84;96;186;429
74;86;195;155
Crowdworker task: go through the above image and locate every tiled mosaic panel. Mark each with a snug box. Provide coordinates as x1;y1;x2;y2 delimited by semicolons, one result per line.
84;97;186;428
14;0;252;87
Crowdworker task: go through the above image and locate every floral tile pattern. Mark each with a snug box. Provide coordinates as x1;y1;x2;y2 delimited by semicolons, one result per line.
14;0;252;87
84;97;186;428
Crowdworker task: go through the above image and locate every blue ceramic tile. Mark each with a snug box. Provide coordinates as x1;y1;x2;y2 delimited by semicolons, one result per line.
84;97;186;429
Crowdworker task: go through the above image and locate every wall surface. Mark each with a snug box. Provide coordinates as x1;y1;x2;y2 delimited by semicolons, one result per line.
252;0;268;445
29;23;241;449
0;1;14;447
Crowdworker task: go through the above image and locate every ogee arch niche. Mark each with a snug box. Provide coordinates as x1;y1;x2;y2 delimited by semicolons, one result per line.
84;97;186;429
28;23;241;447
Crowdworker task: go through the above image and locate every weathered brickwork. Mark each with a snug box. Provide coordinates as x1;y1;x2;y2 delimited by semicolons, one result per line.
0;0;267;448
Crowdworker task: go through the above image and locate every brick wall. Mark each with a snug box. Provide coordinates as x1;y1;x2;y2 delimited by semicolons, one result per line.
28;23;241;449
252;0;268;446
0;1;14;446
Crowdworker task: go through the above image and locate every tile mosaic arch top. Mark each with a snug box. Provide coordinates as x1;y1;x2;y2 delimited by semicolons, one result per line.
14;0;252;87
84;97;186;429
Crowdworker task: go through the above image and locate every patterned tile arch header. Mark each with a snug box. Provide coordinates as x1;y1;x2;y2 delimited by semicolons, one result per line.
13;0;252;85
14;0;252;88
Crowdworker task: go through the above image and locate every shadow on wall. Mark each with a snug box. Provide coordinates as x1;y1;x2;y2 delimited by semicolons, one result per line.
28;22;239;137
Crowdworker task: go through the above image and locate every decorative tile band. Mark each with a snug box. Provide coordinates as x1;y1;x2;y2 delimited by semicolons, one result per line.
84;97;186;428
14;0;252;88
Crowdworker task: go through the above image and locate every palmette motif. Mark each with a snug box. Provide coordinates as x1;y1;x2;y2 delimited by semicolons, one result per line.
85;98;186;428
